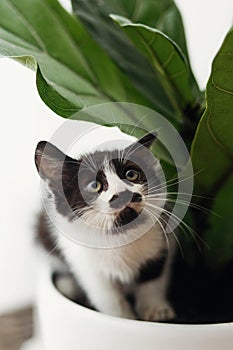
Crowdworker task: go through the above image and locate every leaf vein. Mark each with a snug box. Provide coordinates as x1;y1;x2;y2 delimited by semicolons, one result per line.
7;0;48;52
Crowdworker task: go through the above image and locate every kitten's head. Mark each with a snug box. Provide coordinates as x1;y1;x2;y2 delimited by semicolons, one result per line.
35;133;165;234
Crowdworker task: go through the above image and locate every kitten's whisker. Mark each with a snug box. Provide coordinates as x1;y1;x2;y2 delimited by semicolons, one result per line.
71;206;94;221
147;191;212;200
145;202;208;251
143;206;170;251
145;170;202;195
155;213;184;258
46;241;60;258
144;206;184;257
146;196;217;216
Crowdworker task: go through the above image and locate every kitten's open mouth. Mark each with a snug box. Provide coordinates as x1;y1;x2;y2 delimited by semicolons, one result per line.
115;206;139;227
113;202;144;229
115;201;143;216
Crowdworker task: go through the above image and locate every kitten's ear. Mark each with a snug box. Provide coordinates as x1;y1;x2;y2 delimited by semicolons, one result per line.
35;141;78;186
124;132;157;159
35;141;65;181
137;132;157;148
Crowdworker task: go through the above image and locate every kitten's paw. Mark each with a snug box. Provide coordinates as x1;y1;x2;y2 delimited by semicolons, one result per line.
117;309;136;320
108;304;136;320
101;299;136;320
136;300;175;322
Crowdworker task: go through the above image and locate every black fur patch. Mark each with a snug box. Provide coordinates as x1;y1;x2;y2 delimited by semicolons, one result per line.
36;211;63;259
137;252;167;283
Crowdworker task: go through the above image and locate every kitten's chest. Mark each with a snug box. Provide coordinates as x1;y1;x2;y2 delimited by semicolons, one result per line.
60;226;165;284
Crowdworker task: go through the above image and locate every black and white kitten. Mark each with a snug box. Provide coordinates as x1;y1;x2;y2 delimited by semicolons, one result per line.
35;131;176;321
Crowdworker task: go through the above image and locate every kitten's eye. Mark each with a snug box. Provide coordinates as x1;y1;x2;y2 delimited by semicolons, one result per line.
86;180;102;193
125;169;140;182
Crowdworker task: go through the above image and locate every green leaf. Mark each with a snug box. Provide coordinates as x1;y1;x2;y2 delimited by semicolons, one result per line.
72;0;201;124
111;15;195;118
73;0;190;62
191;28;233;195
36;67;79;118
190;28;233;269
0;0;187;169
204;175;233;270
0;0;151;115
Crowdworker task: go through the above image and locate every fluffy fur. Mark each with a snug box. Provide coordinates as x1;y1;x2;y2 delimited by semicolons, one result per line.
35;129;176;321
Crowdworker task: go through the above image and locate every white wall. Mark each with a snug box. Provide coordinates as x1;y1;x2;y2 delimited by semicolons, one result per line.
0;0;232;313
0;61;64;313
175;0;233;89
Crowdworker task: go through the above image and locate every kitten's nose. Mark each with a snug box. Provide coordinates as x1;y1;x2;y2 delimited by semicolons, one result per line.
109;191;142;209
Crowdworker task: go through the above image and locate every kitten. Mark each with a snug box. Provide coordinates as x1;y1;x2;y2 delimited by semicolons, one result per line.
35;131;176;321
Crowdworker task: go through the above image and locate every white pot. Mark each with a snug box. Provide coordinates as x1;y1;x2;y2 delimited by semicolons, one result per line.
36;263;233;350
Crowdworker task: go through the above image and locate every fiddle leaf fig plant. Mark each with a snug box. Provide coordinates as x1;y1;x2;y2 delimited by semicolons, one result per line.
0;0;232;273
191;29;233;269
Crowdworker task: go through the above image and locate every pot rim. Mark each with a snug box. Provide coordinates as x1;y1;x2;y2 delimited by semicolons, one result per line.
40;263;233;330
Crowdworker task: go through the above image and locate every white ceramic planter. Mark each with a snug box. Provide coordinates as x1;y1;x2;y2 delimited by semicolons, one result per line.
35;263;233;350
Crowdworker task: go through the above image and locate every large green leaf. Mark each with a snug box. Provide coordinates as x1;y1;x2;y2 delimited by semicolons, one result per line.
191;28;233;195
72;0;190;65
190;28;233;269
72;0;201;123
204;175;233;269
0;0;151;117
111;15;195;117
